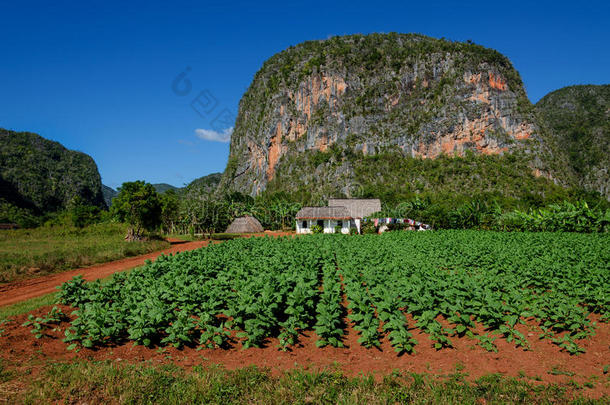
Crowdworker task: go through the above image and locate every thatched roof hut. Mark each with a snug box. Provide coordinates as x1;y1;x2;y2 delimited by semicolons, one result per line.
327;199;381;219
225;216;264;233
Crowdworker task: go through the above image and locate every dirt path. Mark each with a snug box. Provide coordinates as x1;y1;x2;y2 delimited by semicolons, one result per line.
0;231;294;307
0;239;212;307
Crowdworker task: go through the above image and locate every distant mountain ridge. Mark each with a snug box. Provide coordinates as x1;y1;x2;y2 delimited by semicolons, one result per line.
183;173;222;195
102;173;222;206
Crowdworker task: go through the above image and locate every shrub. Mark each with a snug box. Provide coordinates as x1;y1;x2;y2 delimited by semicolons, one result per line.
361;222;377;234
310;225;323;234
386;223;408;232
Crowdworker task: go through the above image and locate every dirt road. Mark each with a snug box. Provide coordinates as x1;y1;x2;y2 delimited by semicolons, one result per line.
0;239;211;307
0;231;294;307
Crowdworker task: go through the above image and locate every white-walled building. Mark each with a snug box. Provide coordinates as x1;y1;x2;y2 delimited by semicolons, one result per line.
295;206;353;234
296;199;381;234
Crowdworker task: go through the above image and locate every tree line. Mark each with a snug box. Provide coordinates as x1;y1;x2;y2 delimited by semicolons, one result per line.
102;181;301;240
5;180;608;238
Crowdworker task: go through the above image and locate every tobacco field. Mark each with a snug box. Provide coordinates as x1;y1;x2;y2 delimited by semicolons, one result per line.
55;231;609;354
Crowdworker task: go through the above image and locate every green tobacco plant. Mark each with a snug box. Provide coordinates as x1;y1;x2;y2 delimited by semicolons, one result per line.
50;231;608;355
22;306;67;339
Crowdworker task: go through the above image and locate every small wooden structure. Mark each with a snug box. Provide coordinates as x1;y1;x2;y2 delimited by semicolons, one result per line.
0;223;19;230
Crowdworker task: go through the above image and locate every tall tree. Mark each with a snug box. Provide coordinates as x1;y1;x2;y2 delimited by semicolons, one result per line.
110;181;161;240
159;189;180;234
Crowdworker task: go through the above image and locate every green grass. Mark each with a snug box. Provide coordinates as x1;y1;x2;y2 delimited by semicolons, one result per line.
4;361;603;404
166;233;204;242
0;223;170;284
0;292;58;320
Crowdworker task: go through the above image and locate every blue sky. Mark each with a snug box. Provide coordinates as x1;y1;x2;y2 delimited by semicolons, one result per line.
1;1;608;189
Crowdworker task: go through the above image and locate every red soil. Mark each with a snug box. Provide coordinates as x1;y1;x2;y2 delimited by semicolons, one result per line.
0;232;294;307
0;306;608;398
0;230;607;398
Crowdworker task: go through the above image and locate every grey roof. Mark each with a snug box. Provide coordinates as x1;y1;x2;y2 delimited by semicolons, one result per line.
328;199;381;219
296;206;352;220
225;216;264;233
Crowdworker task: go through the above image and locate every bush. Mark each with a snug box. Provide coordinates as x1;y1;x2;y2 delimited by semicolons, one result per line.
310;225;323;234
334;225;343;234
386;223;408;232
492;201;609;232
361;221;377;234
349;227;358;235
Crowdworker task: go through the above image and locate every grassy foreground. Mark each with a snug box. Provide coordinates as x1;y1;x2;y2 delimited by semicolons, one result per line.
0;292;57;320
1;361;604;404
0;223;169;284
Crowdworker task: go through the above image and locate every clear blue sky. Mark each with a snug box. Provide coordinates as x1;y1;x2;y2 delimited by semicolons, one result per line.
1;1;608;189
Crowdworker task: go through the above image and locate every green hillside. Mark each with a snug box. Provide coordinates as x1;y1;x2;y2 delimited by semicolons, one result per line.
536;84;609;199
152;183;179;194
0;129;105;225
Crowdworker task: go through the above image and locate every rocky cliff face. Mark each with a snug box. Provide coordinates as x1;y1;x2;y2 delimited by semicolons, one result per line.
221;34;549;197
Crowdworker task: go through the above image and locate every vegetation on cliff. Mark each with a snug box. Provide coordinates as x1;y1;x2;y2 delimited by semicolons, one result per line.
222;33;543;197
266;146;601;208
536;84;609;198
0;129;105;226
220;33;608;212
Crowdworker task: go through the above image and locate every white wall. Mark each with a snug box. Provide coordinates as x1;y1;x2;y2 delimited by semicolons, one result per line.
296;219;352;234
296;219;311;234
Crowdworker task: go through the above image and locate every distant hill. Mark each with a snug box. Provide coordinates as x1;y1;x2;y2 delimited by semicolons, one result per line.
152;183;179;194
103;175;221;207
184;173;222;195
102;185;118;207
103;184;180;204
0;128;105;223
536;85;609;199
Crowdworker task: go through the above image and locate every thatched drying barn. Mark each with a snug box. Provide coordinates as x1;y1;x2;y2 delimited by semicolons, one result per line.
225;216;264;233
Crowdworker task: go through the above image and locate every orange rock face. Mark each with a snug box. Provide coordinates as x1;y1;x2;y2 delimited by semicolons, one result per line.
247;138;265;171
488;72;507;91
264;73;348;179
415;115;509;159
291;74;347;120
465;72;482;84
315;136;330;152
412;72;533;159
266;123;283;180
239;64;538;193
